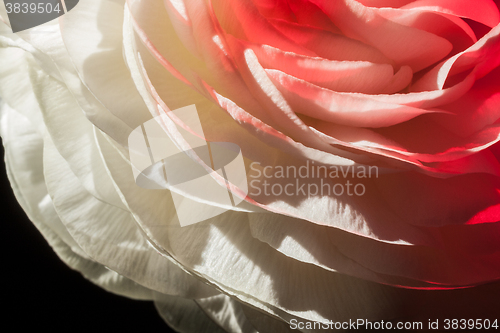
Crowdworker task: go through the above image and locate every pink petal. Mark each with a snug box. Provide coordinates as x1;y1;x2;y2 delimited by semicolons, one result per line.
429;66;500;137
355;0;416;7
401;0;500;28
266;69;437;128
310;0;454;72
269;19;394;64
376;7;477;54
374;171;500;227
225;37;347;151
369;69;477;107
412;24;500;91
251;0;297;21
246;41;400;94
283;0;342;33
135;31;362;167
308;120;500;175
211;0;316;55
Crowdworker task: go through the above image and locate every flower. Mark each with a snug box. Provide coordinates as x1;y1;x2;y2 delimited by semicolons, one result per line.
2;0;500;331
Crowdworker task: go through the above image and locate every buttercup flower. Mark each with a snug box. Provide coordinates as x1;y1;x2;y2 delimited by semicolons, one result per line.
2;0;500;331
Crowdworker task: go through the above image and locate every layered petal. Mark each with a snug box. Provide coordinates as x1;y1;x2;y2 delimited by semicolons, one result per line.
310;0;454;72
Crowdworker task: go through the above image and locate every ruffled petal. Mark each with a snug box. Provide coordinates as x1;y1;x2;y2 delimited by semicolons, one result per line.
211;0;316;55
247;42;400;94
154;294;227;333
401;0;500;28
8;43;216;298
267;69;434;128
249;213;500;286
0;101;156;301
60;0;152;130
412;23;500;91
310;0;453;72
376;7;477;54
196;294;259;333
44;126;216;298
269;18;394;64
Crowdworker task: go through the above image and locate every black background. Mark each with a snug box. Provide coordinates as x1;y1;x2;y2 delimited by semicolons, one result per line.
0;140;175;331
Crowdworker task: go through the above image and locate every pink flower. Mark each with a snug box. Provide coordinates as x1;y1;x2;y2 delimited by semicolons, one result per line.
2;0;500;330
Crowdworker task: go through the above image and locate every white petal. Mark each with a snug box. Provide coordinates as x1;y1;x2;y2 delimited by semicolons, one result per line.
60;0;152;130
154;293;227;333
43;128;216;298
0;100;152;300
196;294;258;333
